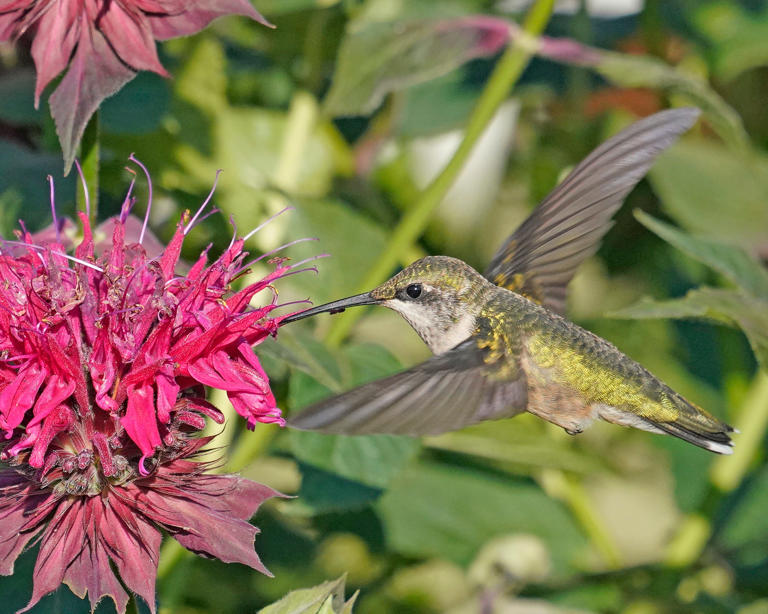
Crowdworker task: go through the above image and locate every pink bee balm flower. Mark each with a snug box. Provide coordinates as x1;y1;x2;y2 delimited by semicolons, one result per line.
0;0;271;168
0;162;314;613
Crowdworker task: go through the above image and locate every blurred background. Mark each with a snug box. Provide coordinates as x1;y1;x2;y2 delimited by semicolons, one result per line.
1;0;768;612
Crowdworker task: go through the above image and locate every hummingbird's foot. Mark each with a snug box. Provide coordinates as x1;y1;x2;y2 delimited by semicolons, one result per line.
565;427;583;436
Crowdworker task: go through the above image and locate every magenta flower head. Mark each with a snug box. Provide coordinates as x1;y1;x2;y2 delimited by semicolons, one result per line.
0;1;271;169
0;161;314;613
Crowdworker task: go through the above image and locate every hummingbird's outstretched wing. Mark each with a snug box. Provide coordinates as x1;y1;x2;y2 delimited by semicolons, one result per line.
288;338;527;436
484;107;700;314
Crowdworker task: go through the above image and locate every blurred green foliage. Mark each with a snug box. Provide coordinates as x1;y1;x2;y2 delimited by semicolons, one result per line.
1;1;768;613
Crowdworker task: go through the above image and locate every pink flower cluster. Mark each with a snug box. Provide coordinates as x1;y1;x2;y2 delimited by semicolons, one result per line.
0;165;311;612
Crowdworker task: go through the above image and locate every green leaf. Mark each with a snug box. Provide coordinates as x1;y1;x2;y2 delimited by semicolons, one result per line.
294;464;382;514
289;343;420;489
634;210;768;299
324;18;510;116
377;462;587;573
291;430;419;490
719;466;768;557
611;288;768;369
258;576;355;614
649;140;768;252
284;198;389;303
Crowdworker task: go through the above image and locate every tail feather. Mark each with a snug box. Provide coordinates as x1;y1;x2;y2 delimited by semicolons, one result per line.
647;418;735;455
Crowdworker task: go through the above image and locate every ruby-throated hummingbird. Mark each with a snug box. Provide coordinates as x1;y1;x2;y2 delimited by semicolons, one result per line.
283;108;734;454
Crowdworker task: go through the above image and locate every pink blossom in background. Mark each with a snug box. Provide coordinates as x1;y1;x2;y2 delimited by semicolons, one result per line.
0;0;271;168
0;162;315;613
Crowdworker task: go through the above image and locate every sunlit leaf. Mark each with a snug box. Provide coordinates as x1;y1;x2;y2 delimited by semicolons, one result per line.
258;576;356;614
635;211;768;299
611;288;768;369
377;462;587;573
324;17;510;116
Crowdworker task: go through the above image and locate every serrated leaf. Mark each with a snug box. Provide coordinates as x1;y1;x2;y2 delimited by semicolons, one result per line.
377;462;587;573
611;288;768;369
324;17;510;116
258;576;352;614
635;210;768;299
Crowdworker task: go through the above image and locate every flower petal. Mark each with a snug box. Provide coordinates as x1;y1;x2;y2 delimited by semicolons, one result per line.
94;0;170;76
100;497;161;614
0;471;49;576
145;0;271;40
30;1;81;105
138;472;278;574
49;23;136;171
121;384;162;460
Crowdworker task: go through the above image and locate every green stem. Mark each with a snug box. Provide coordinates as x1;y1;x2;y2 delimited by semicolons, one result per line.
76;111;99;225
157;538;187;581
224;423;279;473
324;0;555;347
540;468;622;569
710;370;768;492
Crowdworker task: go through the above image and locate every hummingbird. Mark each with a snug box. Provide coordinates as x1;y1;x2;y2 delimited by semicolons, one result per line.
283;108;734;454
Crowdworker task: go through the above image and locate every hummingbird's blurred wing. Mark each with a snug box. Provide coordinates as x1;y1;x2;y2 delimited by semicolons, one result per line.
484;107;700;314
288;338;527;436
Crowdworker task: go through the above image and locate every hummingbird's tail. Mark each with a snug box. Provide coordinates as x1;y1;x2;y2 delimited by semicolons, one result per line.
595;393;735;454
646;415;735;455
641;393;735;455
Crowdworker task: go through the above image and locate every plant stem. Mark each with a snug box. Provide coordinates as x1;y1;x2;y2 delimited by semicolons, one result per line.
224;423;279;473
540;468;622;569
157;539;186;581
710;370;768;492
76;111;99;225
324;0;555;346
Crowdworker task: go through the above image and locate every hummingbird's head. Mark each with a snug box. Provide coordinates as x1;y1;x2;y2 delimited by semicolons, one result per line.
283;256;494;354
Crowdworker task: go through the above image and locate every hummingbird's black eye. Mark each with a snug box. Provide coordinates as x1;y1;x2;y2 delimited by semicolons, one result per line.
405;284;422;299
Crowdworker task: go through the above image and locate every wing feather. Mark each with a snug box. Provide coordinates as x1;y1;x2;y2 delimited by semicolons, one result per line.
485;107;700;313
288;339;527;436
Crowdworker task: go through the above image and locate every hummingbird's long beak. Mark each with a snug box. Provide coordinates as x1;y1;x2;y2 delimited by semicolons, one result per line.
282;292;378;324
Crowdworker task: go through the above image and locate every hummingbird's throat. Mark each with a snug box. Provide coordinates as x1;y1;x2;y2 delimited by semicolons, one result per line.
388;301;476;354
